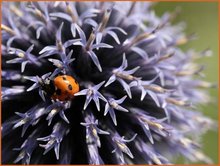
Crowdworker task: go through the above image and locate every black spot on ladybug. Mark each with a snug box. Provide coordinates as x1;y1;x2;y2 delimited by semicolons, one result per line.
68;84;72;90
56;89;62;95
62;77;66;80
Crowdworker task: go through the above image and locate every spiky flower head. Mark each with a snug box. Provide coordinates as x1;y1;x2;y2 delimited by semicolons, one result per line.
1;1;216;164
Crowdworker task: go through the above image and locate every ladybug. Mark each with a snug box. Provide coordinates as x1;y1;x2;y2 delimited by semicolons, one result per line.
41;75;80;101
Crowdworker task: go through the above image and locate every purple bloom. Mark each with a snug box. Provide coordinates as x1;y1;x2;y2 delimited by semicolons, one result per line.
1;1;216;164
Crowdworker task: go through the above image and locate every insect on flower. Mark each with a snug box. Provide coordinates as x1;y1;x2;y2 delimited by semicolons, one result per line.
27;74;80;101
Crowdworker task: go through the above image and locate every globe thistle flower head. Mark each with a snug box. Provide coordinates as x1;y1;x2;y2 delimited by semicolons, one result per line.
1;1;216;164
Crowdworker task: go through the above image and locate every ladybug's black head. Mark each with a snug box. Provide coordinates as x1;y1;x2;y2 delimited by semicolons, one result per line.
40;78;56;97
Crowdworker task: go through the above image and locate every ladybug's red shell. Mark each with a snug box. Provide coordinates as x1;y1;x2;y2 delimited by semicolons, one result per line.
51;75;79;101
